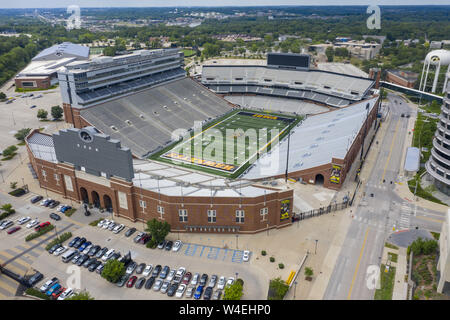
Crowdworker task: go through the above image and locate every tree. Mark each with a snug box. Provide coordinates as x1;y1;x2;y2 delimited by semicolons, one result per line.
37;109;48;120
103;46;117;56
145;218;171;244
101;259;125;283
305;267;314;279
223;281;244;300
9;182;17;189
0;92;6;100
14;128;31;142
268;277;289;300
325;47;335;62
65;290;95;300
51;106;63;120
1;203;14;214
2;145;18;157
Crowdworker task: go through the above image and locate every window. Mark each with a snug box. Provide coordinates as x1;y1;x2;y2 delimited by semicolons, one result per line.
260;207;268;221
54;173;60;185
139;200;146;208
236;210;245;223
157;205;165;219
179;209;188;222
207;210;216;223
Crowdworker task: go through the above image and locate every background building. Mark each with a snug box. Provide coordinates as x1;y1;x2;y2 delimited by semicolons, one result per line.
437;209;450;293
386;70;419;88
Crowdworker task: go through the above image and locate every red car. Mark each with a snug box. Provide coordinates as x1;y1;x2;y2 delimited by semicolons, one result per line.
7;226;21;234
126;276;137;288
52;286;65;300
181;272;192;285
139;234;151;245
35;221;51;232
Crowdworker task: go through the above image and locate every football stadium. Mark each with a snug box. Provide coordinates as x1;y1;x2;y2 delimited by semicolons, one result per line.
26;50;380;234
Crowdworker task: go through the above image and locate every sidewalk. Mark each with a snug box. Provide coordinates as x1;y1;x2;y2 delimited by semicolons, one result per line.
392;247;408;300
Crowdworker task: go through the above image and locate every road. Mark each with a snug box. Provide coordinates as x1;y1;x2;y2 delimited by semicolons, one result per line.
323;92;446;300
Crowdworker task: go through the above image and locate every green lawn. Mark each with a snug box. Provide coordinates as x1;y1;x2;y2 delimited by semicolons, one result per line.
374;264;396;300
152;109;301;178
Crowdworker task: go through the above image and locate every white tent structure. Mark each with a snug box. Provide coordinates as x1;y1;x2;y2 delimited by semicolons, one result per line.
419;49;450;93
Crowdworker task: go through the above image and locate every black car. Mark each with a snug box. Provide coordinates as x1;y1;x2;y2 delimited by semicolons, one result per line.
109;252;121;261
167;283;178;297
88;245;101;257
76;254;89;266
73;237;86;249
203;287;213;300
88;260;101;272
95;247;108;259
48;244;62;254
199;273;208;286
164;241;173;251
136;263;146;274
83;257;97;268
49;213;61;221
125;227;136;237
26;271;44;287
30;195;43;204
116;274;130;287
68;237;80;247
145;276;156;290
135;277;146;289
48;201;60;209
160;266;170;279
152;265;162;277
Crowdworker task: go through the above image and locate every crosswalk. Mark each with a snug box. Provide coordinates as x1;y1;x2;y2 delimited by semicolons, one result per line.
398;202;411;230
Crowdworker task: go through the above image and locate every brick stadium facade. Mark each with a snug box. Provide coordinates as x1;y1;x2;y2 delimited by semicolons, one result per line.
26;131;294;234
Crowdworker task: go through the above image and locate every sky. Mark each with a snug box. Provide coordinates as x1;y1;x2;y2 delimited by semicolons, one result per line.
1;0;450;9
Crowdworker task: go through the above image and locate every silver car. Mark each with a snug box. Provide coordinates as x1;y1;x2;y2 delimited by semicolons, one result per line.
160;281;170;294
152;279;163;291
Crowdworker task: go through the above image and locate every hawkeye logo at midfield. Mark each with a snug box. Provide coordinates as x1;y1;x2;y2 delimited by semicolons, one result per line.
252;114;278;120
163;152;236;172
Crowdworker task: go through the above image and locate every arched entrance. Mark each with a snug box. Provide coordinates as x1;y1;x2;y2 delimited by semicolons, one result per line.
103;195;113;213
80;187;89;204
315;174;325;185
91;191;100;208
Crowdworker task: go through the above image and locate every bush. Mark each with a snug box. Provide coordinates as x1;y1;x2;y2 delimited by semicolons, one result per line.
89;218;103;227
25;287;50;300
25;224;54;242
278;263;285;269
37;109;48;120
45;232;72;251
101;259;125;283
261;250;267;256
269;257;275;263
64;208;76;217
51;106;63;120
14;128;31;142
2;145;18;157
268;277;289;300
146;238;158;249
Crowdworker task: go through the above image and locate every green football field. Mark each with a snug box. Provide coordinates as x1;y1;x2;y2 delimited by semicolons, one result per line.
155;109;300;177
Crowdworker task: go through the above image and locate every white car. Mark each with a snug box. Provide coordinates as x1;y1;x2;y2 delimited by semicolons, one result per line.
172;240;183;252
82;244;92;255
175;284;186;298
53;246;68;256
160;281;170;294
40;198;51;206
0;220;13;230
17;216;31;225
57;287;73;300
152;279;163;291
102;220;113;229
243;250;250;262
173;267;186;283
167;269;176;282
190;273;200;286
101;249;115;261
57;204;67;212
113;224;125;234
226;277;235;287
39;277;58;293
26;219;39;229
142;264;153;277
217;276;226;290
185;285;195;298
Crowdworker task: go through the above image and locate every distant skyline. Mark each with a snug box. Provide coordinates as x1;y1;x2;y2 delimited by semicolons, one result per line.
1;0;450;9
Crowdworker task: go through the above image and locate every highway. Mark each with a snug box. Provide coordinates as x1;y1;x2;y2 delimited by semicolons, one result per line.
323;92;446;300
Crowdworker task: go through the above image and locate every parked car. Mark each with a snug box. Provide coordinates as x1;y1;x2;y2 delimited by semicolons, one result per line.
88;260;102;272
60;206;72;213
208;274;218;288
145;276;156;289
133;232;145;243
70;252;82;264
142;264;153;277
167;269;176;282
194;286;204;299
51;286;65;300
102;221;112;229
68;237;80;247
88;245;101;257
53;246;68;256
96;263;105;274
48;201;60;209
48;244;61;254
152;264;162;277
30;195;43;204
160;265;170;279
160;281;170;294
175;284;186;298
57;288;74;300
7;226;21;234
107;222;116;231
172;240;183;252
243;250;250;262
116;274;130;287
136;263;146;274
139;234;151;244
40;277;58;293
96;247;108;259
34;221;51;232
157;240;166;249
109;252;121;261
113;224;125;234
212;289;222;300
199;273;208;286
190;273;200;286
17;216;31;225
27;271;43;287
0;220;13;230
126;261;137;275
125;227;136;237
164;240;173;251
167;283;178;297
76;254;89;266
73;237;86;249
26;219;39;229
39;198;51;206
135;277;146;289
217;276;226;290
82;244;93;255
173;267;186;284
203;287;213;300
152;279;163;291
126;276;137;288
49;213;61;221
185;285;195;298
181;272;192;285
83;257;97;268
78;241;92;252
226;277;235;287
46;283;61;296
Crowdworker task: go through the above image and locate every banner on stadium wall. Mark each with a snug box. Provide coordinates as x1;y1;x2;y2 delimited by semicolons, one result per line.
280;199;290;220
330;164;342;184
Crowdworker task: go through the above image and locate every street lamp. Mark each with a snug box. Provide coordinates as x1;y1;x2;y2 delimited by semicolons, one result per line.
236;234;239;249
293;281;298;299
314;239;318;254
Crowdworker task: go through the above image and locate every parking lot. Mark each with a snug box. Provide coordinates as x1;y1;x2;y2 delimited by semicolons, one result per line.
30;223;266;300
